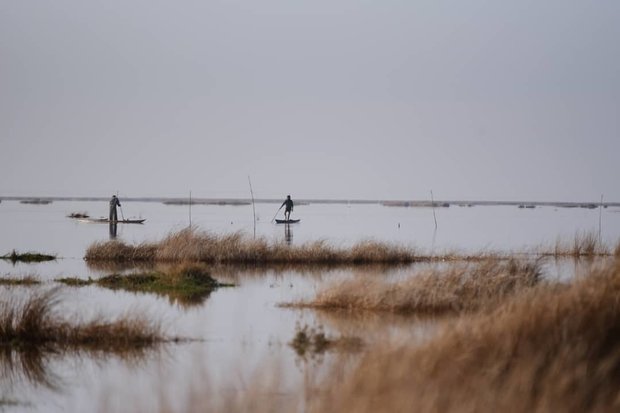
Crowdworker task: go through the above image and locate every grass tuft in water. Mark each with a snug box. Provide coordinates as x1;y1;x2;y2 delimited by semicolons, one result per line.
540;231;609;257
56;264;232;306
311;259;620;413
0;275;41;286
85;228;419;265
289;324;363;358
1;250;56;263
0;289;164;352
285;258;542;315
84;241;156;262
54;277;92;286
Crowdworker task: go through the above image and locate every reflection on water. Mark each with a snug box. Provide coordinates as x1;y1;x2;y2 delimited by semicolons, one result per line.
285;223;293;245
85;260;156;274
0;346;59;391
314;308;446;344
0;345;169;410
108;222;117;240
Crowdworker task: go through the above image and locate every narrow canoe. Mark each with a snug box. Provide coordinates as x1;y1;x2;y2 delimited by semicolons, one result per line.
78;218;146;224
275;219;300;224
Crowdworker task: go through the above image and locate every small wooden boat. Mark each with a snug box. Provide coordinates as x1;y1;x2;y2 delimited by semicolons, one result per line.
78;218;146;224
275;219;300;224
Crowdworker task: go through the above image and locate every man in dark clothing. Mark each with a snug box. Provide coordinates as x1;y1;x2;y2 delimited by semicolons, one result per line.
281;195;294;221
109;195;121;221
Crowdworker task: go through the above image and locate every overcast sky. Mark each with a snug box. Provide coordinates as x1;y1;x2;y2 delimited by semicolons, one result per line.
1;0;618;201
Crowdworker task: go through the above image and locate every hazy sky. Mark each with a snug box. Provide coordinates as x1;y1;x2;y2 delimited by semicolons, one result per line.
1;1;618;201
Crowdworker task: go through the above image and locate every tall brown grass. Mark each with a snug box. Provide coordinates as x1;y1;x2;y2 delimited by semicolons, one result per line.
87;229;615;268
0;290;172;393
540;231;609;257
0;289;164;352
286;258;542;314
310;259;620;413
85;228;418;265
85;240;157;261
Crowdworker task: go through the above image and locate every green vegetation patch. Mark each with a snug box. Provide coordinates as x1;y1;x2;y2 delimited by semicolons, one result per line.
0;276;40;286
0;398;20;407
54;277;92;286
1;250;56;263
56;264;232;306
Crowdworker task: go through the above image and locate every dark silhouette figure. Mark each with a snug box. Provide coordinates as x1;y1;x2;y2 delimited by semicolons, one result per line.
109;195;121;221
281;195;294;221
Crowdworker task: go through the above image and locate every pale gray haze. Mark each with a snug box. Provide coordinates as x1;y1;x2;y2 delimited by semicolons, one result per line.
1;1;619;201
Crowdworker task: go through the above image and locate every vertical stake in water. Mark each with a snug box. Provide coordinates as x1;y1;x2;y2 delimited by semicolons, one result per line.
248;176;256;239
430;190;438;230
599;194;603;245
189;190;192;230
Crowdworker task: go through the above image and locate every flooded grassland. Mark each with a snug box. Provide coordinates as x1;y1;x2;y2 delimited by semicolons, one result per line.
1;200;619;412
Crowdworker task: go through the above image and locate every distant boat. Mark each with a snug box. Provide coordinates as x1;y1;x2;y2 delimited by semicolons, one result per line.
275;219;300;224
78;218;146;224
67;212;90;219
20;199;52;205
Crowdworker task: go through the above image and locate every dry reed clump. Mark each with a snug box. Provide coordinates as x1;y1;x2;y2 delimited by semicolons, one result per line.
85;228;419;265
347;241;414;264
311;259;620;413
543;231;609;257
85;240;156;262
287;258;542;315
0;289;164;352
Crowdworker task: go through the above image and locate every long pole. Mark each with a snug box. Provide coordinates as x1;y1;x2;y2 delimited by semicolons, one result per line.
430;190;437;230
248;177;256;238
271;205;283;223
189;190;192;229
599;193;603;245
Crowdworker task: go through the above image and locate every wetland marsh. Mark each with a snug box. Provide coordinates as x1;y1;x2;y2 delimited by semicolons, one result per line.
1;199;619;412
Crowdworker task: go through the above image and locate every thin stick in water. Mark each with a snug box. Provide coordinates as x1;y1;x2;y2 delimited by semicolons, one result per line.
248;176;256;238
599;193;603;245
430;190;438;230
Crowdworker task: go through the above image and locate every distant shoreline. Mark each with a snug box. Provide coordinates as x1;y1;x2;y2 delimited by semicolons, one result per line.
0;196;618;208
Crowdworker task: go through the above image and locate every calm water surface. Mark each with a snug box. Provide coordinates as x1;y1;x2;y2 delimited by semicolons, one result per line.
1;200;619;411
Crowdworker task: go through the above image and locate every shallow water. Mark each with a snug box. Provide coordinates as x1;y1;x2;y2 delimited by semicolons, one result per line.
1;200;619;275
0;200;619;411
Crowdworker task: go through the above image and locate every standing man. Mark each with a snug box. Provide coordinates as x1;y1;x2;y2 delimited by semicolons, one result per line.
109;195;121;222
281;195;294;221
